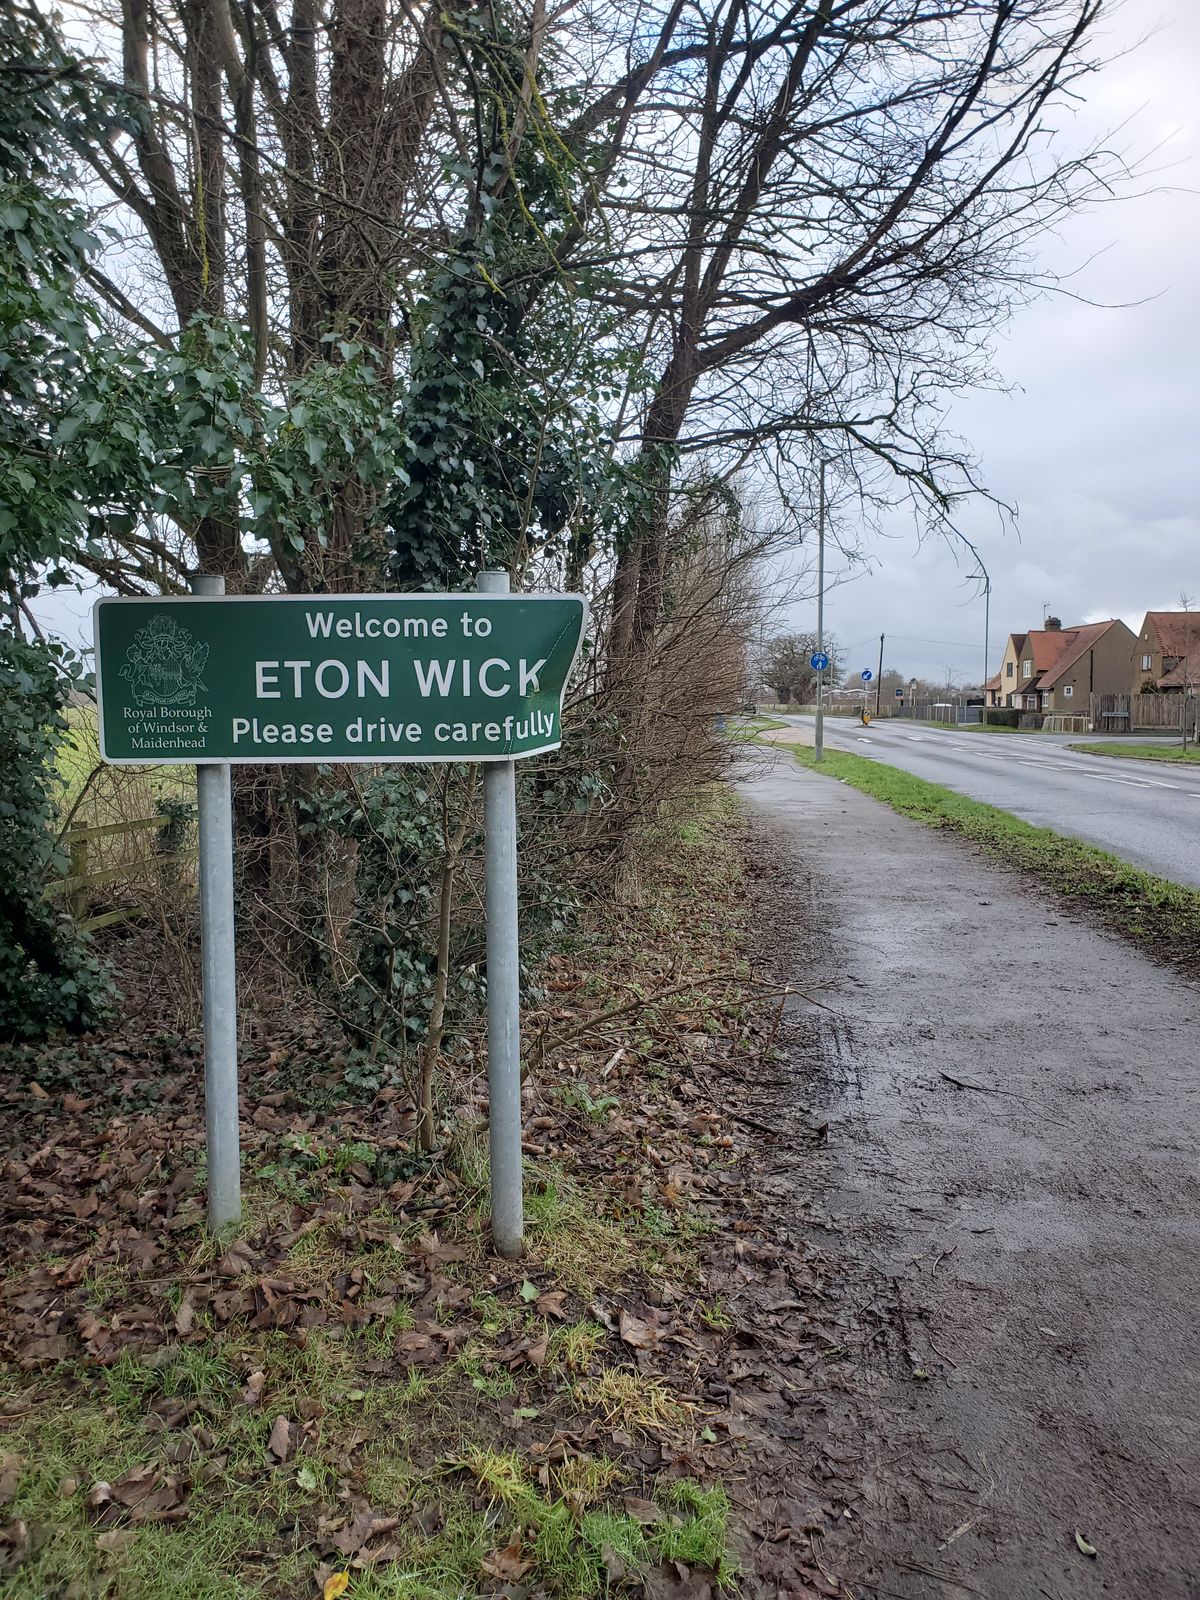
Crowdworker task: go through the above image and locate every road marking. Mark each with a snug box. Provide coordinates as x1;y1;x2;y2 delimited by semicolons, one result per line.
1080;772;1158;789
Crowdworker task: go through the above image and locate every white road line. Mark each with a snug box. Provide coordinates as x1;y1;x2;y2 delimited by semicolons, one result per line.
1080;772;1158;789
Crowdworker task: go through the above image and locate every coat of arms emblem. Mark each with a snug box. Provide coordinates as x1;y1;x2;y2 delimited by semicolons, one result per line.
119;613;210;706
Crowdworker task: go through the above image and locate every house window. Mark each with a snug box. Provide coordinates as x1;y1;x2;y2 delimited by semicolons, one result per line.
1063;684;1073;698
1142;654;1152;670
1022;661;1032;678
1006;662;1014;678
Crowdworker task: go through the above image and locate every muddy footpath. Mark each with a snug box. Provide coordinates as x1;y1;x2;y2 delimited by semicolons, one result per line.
727;755;1200;1600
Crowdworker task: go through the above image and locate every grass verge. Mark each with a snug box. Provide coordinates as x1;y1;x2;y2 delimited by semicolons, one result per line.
1069;741;1200;765
1;793;749;1599
726;714;786;742
787;745;1200;975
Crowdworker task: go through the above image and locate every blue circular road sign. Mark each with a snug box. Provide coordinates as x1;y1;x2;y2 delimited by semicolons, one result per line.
810;651;829;671
861;669;873;682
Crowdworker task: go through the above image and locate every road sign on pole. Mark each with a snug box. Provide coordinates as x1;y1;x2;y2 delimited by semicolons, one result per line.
861;669;873;682
810;651;829;672
94;593;585;764
93;586;587;1252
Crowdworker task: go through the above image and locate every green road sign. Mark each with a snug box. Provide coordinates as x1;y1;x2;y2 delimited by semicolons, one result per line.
94;593;587;764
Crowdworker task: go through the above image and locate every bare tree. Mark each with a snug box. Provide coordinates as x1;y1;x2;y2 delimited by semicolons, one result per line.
566;0;1124;663
760;631;842;704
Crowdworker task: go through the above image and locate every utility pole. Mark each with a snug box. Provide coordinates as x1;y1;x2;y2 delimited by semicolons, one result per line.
875;633;884;717
982;574;991;729
814;460;826;762
1181;592;1194;753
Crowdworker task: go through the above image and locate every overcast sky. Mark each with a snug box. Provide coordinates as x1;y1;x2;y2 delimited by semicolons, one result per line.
793;0;1200;686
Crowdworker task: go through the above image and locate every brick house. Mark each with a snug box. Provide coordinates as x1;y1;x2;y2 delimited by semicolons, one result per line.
995;633;1028;707
1133;611;1200;695
1012;617;1137;713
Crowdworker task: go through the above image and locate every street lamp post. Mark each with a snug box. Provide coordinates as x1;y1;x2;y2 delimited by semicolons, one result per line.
982;574;991;728
814;461;826;762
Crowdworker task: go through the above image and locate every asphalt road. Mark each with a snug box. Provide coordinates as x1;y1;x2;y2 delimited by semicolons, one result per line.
775;715;1200;888
741;758;1200;1598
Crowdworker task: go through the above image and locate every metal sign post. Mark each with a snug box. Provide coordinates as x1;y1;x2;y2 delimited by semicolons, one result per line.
191;574;241;1232
93;585;586;1249
814;461;826;761
477;571;523;1258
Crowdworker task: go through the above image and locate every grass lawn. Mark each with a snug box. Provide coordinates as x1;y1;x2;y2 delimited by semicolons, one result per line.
786;745;1200;976
1069;741;1200;766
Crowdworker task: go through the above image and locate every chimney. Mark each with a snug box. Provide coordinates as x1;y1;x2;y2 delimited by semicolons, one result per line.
1045;616;1062;631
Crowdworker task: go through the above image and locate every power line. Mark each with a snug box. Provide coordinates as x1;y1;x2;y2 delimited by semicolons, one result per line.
887;632;998;650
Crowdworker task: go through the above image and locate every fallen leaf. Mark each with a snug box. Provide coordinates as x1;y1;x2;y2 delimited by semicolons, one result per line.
0;1457;21;1507
0;1517;28;1577
323;1573;351;1599
602;1540;631;1582
619;1309;664;1350
28;1082;49;1101
217;1242;258;1278
394;1331;439;1365
535;1290;568;1319
1075;1530;1098;1558
96;1529;137;1555
174;1298;195;1336
296;1465;318;1492
242;1370;266;1407
481;1535;532;1581
623;1495;664;1525
331;1510;402;1558
519;1280;540;1303
267;1415;293;1463
642;1559;713;1600
87;1466;188;1525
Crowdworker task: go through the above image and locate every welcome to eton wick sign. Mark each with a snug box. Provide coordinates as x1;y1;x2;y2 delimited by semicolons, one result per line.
93;575;588;1256
95;590;585;763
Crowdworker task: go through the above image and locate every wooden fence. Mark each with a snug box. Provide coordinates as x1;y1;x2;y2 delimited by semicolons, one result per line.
1091;694;1199;735
45;814;197;932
